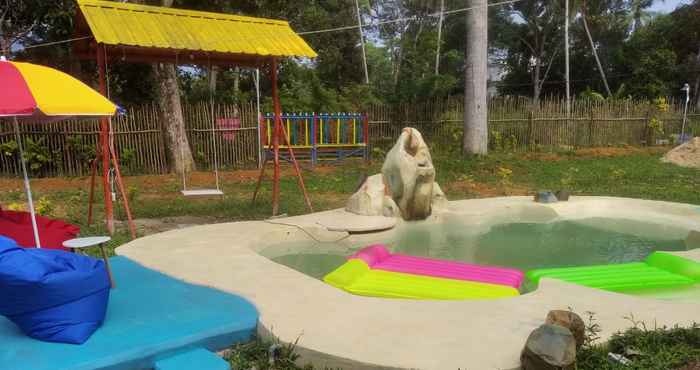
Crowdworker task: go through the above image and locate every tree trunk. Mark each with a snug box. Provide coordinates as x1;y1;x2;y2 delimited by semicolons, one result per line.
232;66;240;102
209;66;218;93
133;0;193;175
463;0;488;155
581;1;612;97
532;59;542;106
154;63;194;175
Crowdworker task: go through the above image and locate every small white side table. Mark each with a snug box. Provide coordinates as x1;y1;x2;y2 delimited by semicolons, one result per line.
63;236;115;289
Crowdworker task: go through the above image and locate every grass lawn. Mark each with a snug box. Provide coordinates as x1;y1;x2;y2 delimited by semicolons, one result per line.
1;146;698;255
1;146;698;369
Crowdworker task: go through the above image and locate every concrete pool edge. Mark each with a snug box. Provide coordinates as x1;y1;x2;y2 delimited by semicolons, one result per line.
117;196;700;370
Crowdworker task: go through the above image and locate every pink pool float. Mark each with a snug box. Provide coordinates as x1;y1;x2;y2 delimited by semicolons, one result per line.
350;244;524;289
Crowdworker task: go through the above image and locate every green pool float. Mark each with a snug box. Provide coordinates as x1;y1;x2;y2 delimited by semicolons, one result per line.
526;252;700;293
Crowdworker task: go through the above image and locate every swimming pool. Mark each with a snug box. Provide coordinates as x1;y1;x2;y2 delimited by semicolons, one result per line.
118;196;700;370
262;216;699;301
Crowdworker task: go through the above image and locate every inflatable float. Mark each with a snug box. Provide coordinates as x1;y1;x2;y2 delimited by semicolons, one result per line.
526;251;700;293
324;245;523;300
350;244;524;288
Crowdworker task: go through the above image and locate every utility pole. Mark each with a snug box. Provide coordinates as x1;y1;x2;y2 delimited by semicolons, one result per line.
435;0;445;75
355;0;370;84
564;0;570;116
681;83;690;143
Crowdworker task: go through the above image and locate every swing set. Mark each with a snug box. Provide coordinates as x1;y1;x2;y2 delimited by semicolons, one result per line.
178;66;262;197
73;0;317;230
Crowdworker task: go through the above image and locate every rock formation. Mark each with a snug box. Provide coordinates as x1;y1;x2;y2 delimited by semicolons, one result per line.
545;310;585;349
661;137;700;168
521;324;577;370
346;128;447;220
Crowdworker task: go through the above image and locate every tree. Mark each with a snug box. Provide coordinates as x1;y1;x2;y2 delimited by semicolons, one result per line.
628;0;654;33
507;0;563;104
463;0;488;155
666;1;700;108
0;0;73;57
619;15;678;98
128;0;194;175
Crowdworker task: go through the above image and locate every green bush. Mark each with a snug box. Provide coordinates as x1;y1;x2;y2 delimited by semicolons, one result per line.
577;315;700;370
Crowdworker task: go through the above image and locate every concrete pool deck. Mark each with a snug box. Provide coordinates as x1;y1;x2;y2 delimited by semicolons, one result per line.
117;196;700;370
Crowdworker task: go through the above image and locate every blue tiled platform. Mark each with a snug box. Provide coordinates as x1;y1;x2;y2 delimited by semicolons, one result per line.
0;256;258;370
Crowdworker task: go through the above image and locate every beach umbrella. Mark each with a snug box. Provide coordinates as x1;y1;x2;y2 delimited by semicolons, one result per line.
0;57;121;248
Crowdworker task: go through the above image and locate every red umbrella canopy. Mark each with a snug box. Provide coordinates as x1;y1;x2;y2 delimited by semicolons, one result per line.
0;59;120;119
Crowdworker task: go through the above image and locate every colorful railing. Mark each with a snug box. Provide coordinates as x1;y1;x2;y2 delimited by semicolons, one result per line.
260;113;369;165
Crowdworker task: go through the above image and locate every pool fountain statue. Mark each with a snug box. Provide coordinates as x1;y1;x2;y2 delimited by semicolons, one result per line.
346;127;447;220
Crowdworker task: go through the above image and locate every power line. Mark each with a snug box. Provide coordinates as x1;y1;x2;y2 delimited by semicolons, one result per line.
298;0;523;35
495;64;700;88
19;36;93;51
14;1;523;51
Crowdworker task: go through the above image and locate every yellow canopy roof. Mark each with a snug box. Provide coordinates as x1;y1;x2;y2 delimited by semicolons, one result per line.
75;0;317;62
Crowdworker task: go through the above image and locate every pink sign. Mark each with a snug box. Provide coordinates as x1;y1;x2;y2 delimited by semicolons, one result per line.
216;117;240;142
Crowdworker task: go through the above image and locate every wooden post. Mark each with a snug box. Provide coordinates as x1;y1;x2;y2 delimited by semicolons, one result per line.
109;144;137;239
311;113;317;167
253;58;313;215
363;113;369;163
87;158;97;225
279;119;313;213
96;44;136;238
96;44;114;234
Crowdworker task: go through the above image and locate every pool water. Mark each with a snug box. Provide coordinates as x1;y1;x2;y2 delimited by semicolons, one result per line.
396;219;687;271
264;217;699;301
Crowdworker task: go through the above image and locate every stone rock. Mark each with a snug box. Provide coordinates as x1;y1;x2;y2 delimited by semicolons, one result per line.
431;182;449;212
555;190;570;201
521;324;577;370
535;191;558;204
545;310;585;349
685;230;700;251
661;137;700;168
346;128;446;220
345;174;400;217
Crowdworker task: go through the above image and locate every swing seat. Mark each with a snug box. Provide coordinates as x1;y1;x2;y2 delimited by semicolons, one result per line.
181;189;224;197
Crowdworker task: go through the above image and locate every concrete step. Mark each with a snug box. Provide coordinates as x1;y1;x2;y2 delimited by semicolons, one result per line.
155;348;230;370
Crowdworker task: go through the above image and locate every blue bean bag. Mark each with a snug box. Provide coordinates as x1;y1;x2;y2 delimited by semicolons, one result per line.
0;236;110;344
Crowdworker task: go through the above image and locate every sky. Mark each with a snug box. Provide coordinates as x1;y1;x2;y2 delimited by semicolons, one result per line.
649;0;691;13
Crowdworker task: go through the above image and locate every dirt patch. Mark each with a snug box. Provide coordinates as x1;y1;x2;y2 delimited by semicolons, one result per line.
115;216;219;236
661;137;700;168
0;165;334;194
574;146;646;158
676;361;700;370
446;180;530;198
0;176;91;193
522;153;563;161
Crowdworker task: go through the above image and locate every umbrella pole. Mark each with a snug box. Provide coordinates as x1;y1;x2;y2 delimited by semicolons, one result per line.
13;118;41;248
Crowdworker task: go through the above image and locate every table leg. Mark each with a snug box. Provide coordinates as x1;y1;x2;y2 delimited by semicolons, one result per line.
99;244;116;289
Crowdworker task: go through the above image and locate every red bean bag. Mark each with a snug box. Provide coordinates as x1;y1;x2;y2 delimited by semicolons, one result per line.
0;207;79;251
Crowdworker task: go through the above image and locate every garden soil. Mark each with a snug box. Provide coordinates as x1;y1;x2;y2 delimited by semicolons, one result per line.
661;137;700;168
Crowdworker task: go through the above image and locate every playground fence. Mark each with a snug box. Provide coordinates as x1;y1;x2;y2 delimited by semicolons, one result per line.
260;113;369;166
0;96;698;177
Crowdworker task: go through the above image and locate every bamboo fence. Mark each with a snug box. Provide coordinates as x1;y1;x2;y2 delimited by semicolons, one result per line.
1;97;698;177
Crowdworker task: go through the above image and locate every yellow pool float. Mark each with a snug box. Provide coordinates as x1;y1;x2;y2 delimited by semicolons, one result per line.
324;259;520;300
